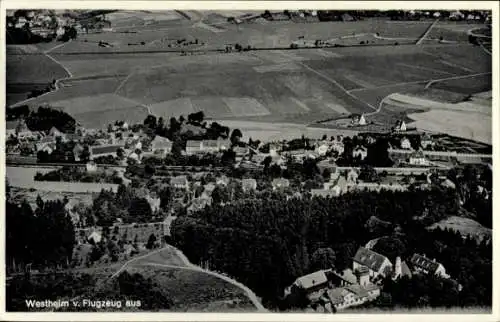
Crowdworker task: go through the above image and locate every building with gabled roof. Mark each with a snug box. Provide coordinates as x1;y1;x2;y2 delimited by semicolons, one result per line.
151;135;172;157
409;253;449;278
352;247;393;278
89;144;124;160
185;140;203;155
170;175;189;190
352;145;367;160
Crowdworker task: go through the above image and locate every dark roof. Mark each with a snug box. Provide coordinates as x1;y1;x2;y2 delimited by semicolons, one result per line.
90;145;123;155
345;285;369;298
295;270;329;290
353;247;390;272
410;254;441;273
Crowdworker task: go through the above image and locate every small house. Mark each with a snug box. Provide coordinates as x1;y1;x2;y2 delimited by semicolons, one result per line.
408;150;430;166
285;270;332;301
86;161;98;173
151;135;172;157
170;175;189;190
88;230;102;244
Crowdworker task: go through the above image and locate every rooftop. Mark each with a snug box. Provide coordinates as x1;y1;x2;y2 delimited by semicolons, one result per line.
90;144;123;155
295;270;329;290
353;247;391;272
410;253;441;273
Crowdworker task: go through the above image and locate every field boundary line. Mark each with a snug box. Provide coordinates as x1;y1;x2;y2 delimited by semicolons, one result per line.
416;19;440;45
437;59;475;73
44;42;67;54
396;62;455;76
348;72;492;93
9;52;73;107
115;94;152;114
424;72;491;89
114;70;136;94
276;50;377;112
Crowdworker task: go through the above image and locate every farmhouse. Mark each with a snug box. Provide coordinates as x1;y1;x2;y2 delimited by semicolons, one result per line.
409;254;449;278
170;175;189;190
89;144;124;160
352;247;393;279
151;135;172;157
352;146;367;160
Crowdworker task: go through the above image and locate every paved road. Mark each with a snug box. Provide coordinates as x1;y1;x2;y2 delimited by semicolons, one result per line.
109;245;267;312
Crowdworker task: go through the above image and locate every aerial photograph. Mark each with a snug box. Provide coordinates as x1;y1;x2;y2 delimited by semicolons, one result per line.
3;7;493;315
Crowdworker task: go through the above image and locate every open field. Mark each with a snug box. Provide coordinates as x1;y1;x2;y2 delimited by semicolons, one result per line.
6;14;491;140
124;266;255;312
427;216;492;243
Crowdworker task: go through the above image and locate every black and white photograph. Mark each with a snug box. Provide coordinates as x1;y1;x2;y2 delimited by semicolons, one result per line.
1;1;497;319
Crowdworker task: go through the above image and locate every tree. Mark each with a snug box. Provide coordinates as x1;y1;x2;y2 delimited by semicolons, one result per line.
230;129;243;144
146;234;157;250
359;165;379;183
311;247;336;271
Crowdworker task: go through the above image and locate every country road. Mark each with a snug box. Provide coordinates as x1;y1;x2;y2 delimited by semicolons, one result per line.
109;245;267;312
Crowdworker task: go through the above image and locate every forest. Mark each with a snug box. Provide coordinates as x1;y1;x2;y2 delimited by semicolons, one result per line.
6;196;75;272
170;186;491;309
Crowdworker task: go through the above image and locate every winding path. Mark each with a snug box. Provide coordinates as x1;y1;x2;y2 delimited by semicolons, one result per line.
109;245;267;312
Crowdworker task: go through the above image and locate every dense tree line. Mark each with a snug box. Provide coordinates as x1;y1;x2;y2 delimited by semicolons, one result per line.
170;187;468;307
6;197;75;272
25;106;76;133
34;166;122;184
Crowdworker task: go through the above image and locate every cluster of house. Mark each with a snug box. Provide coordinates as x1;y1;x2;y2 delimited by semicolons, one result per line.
285;245;453;313
6;10;77;37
